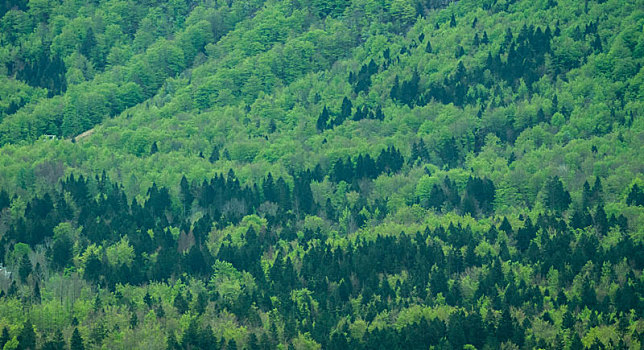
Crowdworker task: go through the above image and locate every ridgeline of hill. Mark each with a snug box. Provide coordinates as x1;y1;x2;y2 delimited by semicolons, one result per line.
0;0;643;349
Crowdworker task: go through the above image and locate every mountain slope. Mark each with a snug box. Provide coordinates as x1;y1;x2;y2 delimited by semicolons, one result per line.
0;0;642;349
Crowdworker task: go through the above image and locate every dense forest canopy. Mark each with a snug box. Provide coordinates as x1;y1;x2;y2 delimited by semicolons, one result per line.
0;0;642;349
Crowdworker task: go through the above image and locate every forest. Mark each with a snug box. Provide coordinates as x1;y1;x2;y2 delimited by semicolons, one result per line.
0;0;642;349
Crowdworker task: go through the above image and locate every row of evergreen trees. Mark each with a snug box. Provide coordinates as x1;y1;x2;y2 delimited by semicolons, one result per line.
2;166;642;348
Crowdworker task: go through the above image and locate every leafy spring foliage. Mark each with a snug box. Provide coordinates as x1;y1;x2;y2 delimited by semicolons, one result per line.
0;0;643;348
0;160;642;348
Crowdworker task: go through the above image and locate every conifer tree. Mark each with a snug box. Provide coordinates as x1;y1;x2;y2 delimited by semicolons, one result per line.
627;184;644;206
316;106;329;132
70;328;85;350
209;145;220;163
544;176;571;213
339;97;352;123
19;254;32;283
18;320;36;350
0;327;9;349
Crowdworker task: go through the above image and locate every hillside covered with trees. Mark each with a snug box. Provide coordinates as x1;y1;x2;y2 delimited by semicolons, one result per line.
0;0;643;349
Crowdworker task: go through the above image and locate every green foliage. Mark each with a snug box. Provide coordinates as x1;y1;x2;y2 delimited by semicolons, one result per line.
70;328;84;350
0;0;642;349
17;320;35;350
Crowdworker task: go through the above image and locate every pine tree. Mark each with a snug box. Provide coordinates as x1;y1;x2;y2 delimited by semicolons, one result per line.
425;40;432;53
497;307;514;342
42;329;65;350
70;328;85;350
179;175;193;216
209;145;220;163
174;293;188;314
316;106;329;132
340;96;352;122
447;311;466;348
143;292;152;308
80;27;96;58
626;184;644;206
33;283;41;303
428;184;446;210
536;108;546;123
0;189;9;210
455;45;465;58
569;332;583;350
562;310;574;329
390;75;400;101
52;235;73;270
18;320;36;350
516;217;535;251
166;332;181;350
325;198;335;220
130;312;138;328
592;177;603;204
499;216;514;235
0;327;8;349
544;176;571;213
247;333;260;350
417;139;429;161
93;293;103;313
594;205;608;235
592;34;602;52
19;253;32;283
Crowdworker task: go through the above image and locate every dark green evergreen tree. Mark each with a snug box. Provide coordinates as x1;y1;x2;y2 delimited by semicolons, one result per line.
70;328;85;350
51;235;73;270
130;312;138;328
80;27;96;59
209;145;220;163
425;40;433;53
19;253;32;283
339;97;352;123
174;293;188;314
18;320;36;350
0;327;9;349
179;175;193;216
316;106;330;132
247;333;260;350
33;283;40;303
166;332;181;350
627;184;644;206
544;176;571;213
42;330;65;350
569;332;583;350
